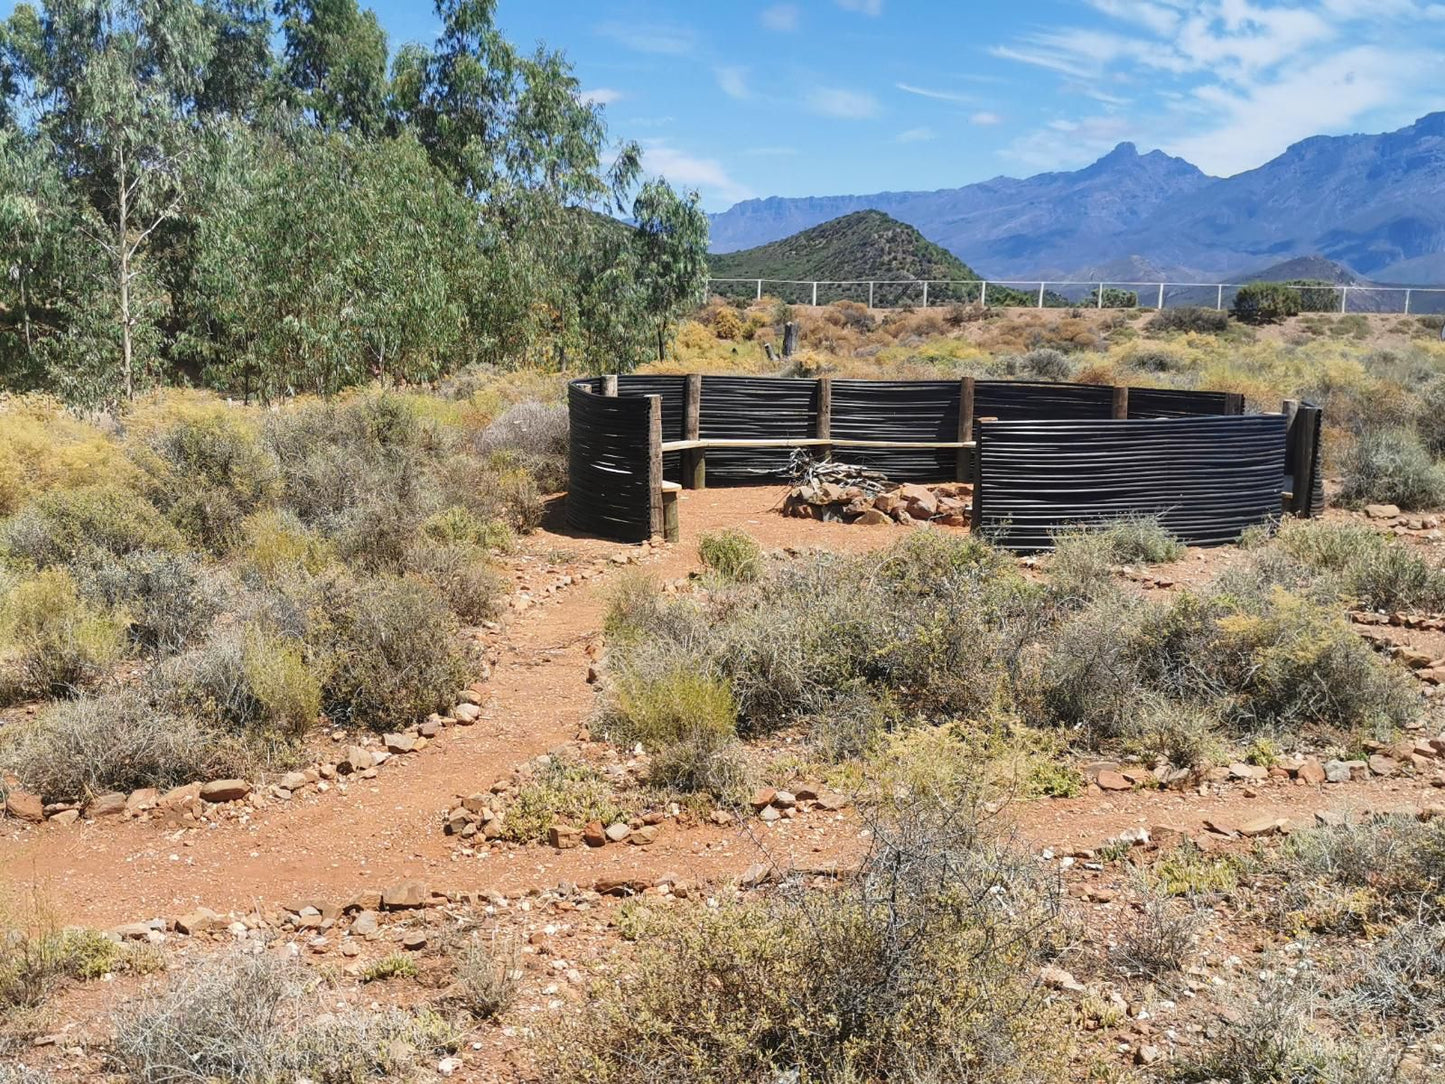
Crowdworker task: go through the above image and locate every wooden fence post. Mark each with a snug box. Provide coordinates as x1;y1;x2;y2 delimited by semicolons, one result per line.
956;376;975;482
647;395;664;539
782;321;798;358
1223;391;1244;416
1282;399;1319;516
601;374;618;396
683;373;704;489
816;377;832;458
1112;385;1129;419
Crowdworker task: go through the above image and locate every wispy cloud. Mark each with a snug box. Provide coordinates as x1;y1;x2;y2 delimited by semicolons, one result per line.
895;82;974;104
970;111;1002;126
991;0;1445;176
836;0;883;13
579;88;624;107
715;65;750;100
596;21;696;55
896;127;934;143
806;86;881;119
641;142;753;206
761;3;800;31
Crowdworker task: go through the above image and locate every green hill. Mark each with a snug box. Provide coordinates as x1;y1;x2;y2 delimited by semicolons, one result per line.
708;210;981;285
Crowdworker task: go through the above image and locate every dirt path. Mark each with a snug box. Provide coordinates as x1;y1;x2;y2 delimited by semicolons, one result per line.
2;487;1440;929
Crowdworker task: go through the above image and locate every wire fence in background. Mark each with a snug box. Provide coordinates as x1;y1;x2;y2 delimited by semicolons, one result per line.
706;278;1445;316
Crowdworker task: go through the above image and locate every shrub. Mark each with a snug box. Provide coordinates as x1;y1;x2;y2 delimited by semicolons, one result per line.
1088;286;1137;309
1232;282;1301;324
648;727;749;798
1275;519;1445;611
236;509;336;577
1111;888;1203;979
604;666;738;751
534;795;1067;1084
1;485;181;568
0;919;120;1013
1146;306;1230;335
697;528;763;583
324;575;470;732
360;954;417;983
504;758;633;843
158;626;321;745
1414;376;1445;457
405;540;504;623
111;953;456;1084
1017;348;1073;380
421;505;513;552
1;689;230;802
1339;427;1445;511
711;306;743;340
78;550;226;657
0;568;128;701
453;933;520;1020
475;400;569;493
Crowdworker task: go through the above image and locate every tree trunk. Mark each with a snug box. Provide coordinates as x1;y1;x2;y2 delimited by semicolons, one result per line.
117;145;134;401
656;323;665;363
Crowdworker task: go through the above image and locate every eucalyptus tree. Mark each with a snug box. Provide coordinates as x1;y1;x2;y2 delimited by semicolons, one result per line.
276;0;388;133
631;179;710;362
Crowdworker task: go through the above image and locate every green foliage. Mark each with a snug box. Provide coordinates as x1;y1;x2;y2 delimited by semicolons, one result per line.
360;954;417;983
0;568;129;701
504;759;634;844
1339;427;1445;511
697;529;763;583
1;484;182;568
323;575;470;732
1088;286;1138;309
1232;282;1301;324
605;667;739;751
0;923;122;1013
1147;307;1231;334
1274;519;1445;611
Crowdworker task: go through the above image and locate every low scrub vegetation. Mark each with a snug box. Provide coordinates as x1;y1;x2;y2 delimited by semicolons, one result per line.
0;381;564;802
536;790;1068;1084
598;527;1415;785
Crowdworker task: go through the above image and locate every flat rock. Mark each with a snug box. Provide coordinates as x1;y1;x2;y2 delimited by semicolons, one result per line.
549;824;582;850
582;821;607;847
87;792;126;817
5;790;44;823
604;822;631;843
381;882;430;910
383;733;416;754
1365;503;1401;519
1239;816;1285;838
200;779;251;804
1368;754;1399;777
1294;760;1326;786
453;703;481;724
1095;771;1133;792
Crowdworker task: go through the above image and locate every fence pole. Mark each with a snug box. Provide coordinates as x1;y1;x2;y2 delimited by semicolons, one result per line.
1216;284;1224;311
1097;283;1104;309
956;376;975;483
1157;283;1165;310
647;395;665;539
1340;286;1348;314
1037;282;1045;308
816;377;833;462
682;373;704;490
756;279;762;301
922;281;929;308
1406;288;1412;315
1112;385;1129;419
980;280;988;307
602;374;618;397
811;281;818;306
868;281;874;309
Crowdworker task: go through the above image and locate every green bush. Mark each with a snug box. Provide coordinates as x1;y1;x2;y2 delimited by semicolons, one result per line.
504;758;634;843
404;540;504;624
1088;286;1138;309
605;666;738;751
1414;377;1445;457
1146;307;1230;335
1285;279;1341;313
1274;519;1445;611
475;401;569;493
1;485;182;568
697;528;763;583
77;550;227;657
1015;348;1073;380
1339;427;1445;511
1231;282;1301;324
0;568;129;701
323;575;470;732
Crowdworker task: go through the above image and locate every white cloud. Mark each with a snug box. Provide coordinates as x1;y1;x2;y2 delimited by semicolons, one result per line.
579;88;624;107
895;82;973;104
641;142;754;206
896;127;934;143
806;86;881;119
715;66;750;100
836;0;883;14
596;21;696;55
761;3;800;31
970;111;1003;125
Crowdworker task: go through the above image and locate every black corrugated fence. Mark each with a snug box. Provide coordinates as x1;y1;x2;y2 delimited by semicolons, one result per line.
566;374;1317;549
973;414;1288;551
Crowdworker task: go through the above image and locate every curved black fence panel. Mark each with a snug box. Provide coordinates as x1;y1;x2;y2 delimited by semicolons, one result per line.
566;383;654;542
699;375;817;481
831;379;959;480
1128;387;1234;419
614;374;686;482
975;414;1286;551
975;381;1113;420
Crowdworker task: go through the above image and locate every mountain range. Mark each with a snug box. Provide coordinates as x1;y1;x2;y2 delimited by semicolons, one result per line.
707;113;1445;285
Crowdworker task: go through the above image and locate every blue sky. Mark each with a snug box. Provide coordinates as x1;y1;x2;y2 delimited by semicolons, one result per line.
9;1;1445;210
403;1;1445;209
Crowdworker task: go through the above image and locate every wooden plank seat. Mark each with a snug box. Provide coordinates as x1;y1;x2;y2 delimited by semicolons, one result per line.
661;437;973;452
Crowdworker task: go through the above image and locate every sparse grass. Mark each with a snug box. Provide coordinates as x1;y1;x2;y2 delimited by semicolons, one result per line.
503;758;634;843
1111;887;1203;980
111;952;458;1084
360;953;418;983
697;528;763;583
1151;845;1242;897
452;932;520;1020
